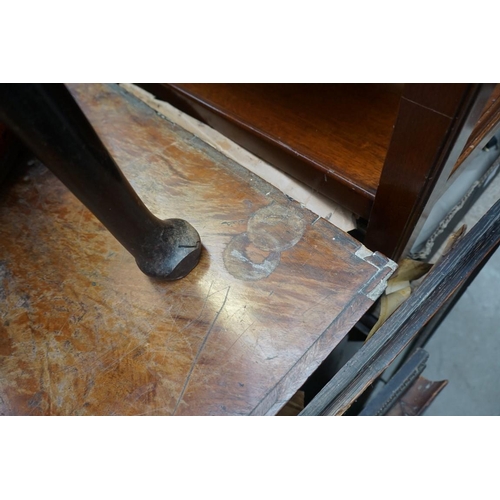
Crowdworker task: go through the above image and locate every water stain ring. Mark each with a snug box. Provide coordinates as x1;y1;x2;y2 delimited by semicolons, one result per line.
247;204;306;252
223;233;280;281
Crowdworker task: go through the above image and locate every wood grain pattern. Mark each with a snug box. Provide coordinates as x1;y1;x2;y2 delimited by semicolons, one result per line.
120;83;356;234
0;84;394;416
364;97;454;259
137;84;495;260
365;84;490;260
402;84;471;117
137;84;403;219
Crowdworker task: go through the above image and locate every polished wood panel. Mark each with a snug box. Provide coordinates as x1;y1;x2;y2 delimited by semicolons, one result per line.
403;83;470;117
365;84;489;260
0;84;394;416
364;97;453;258
137;84;403;219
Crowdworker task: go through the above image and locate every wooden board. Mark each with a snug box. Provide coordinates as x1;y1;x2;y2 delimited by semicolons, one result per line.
365;84;489;260
137;83;403;219
120;84;356;234
0;84;395;416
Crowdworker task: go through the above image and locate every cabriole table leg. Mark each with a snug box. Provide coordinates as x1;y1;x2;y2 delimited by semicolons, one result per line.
0;84;201;280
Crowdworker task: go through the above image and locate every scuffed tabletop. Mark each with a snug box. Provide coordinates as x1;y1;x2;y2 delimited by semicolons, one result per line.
0;84;395;415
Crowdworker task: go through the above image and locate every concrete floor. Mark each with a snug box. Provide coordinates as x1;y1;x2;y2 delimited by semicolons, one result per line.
423;170;500;416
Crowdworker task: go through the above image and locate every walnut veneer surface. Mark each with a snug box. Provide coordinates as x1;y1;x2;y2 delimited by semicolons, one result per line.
138;83;404;219
0;84;394;415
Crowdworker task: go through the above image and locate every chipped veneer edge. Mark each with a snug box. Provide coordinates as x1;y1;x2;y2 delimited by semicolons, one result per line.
365;278;391;301
355;244;397;271
354;245;374;261
119;83;356;233
355;244;398;301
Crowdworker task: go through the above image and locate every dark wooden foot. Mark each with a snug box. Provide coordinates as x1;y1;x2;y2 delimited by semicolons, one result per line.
0;84;201;280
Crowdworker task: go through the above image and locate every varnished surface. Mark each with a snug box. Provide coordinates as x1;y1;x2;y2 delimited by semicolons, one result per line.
365;96;454;259
138;84;403;218
403;84;470;117
0;84;394;416
365;84;488;260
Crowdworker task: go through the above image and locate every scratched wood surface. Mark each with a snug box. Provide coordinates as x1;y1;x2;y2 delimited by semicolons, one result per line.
0;84;395;416
138;83;404;219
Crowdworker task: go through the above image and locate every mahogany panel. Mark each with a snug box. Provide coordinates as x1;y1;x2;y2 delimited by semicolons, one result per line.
365;84;488;260
0;83;394;416
364;98;453;258
403;83;470;117
137;83;403;218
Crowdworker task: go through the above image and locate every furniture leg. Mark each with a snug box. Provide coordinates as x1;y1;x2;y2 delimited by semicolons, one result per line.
0;84;201;280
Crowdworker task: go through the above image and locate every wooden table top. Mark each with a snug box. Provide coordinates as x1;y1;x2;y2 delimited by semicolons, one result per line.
0;84;395;415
